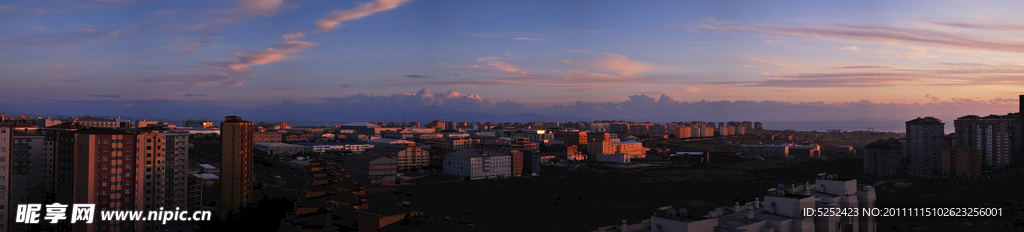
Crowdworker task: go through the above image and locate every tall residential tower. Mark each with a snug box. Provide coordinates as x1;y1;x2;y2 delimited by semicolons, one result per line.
905;117;945;177
220;116;254;219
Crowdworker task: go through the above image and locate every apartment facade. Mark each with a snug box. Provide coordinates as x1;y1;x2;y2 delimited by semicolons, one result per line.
906;117;944;177
443;149;511;180
611;141;646;159
863;138;904;178
55;127;145;232
253;131;283;143
344;155;397;186
954;114;1023;167
73;116;118;128
220;116;254;219
0;125;12;232
941;148;982;176
364;144;429;172
586;132;612;156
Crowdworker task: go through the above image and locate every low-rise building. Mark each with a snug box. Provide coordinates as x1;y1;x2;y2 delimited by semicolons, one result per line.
596;153;630;163
183;119;214;128
197;163;220;174
254;131;283;143
741;144;790;158
368;138;416;147
254;142;305;156
70;115;118;128
443;149;511;180
611;140;646;159
294;142;375;154
344;155;397;186
365;144;429;172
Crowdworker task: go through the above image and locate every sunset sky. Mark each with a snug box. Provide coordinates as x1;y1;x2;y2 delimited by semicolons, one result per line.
1;0;1022;127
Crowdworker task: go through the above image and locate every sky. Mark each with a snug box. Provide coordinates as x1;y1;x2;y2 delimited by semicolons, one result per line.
1;0;1022;129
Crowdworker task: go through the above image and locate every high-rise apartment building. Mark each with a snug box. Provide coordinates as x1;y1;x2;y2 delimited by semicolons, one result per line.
220;116;254;219
863;138;904;178
0;125;13;232
954;114;1023;167
12;131;49;223
41;123;80;204
905;117;944;177
161;132;189;209
56;127;145;232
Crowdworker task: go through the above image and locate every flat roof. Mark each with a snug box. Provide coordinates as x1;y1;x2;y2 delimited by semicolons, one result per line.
198;164;216;169
446;148;511;158
255;142;304;146
193;173;219;179
610;141;642;145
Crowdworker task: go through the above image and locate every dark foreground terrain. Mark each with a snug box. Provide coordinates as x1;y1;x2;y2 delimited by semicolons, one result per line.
384;157;865;231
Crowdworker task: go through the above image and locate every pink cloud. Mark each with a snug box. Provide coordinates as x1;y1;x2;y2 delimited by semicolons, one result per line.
690;18;1024;54
446;56;530;75
708;62;1024;88
186;0;285;33
566;53;662;75
512;37;546;41
681;86;701;92
49;64;71;70
746;57;806;69
281;33;304;41
316;0;408;32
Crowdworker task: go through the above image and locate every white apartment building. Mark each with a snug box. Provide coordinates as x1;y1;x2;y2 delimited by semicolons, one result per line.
443;149;511;180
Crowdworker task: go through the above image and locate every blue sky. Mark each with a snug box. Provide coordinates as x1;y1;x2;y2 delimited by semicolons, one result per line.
1;0;1021;125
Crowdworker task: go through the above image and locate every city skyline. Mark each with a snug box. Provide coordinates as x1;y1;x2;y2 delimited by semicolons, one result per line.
1;0;1022;125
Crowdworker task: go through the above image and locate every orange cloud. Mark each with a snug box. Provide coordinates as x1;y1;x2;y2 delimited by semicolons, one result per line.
316;0;408;32
209;40;318;73
145;40;318;89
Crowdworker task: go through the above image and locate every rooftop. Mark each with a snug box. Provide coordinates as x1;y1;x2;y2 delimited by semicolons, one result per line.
192;173;218;179
379;216;485;232
446;148;511;158
73;127;134;135
347;154;394;163
12;131;40;137
906;116;943;124
610;141;642;145
76;116;114;122
45;122;80;129
294;142;370;146
342;122;381;127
